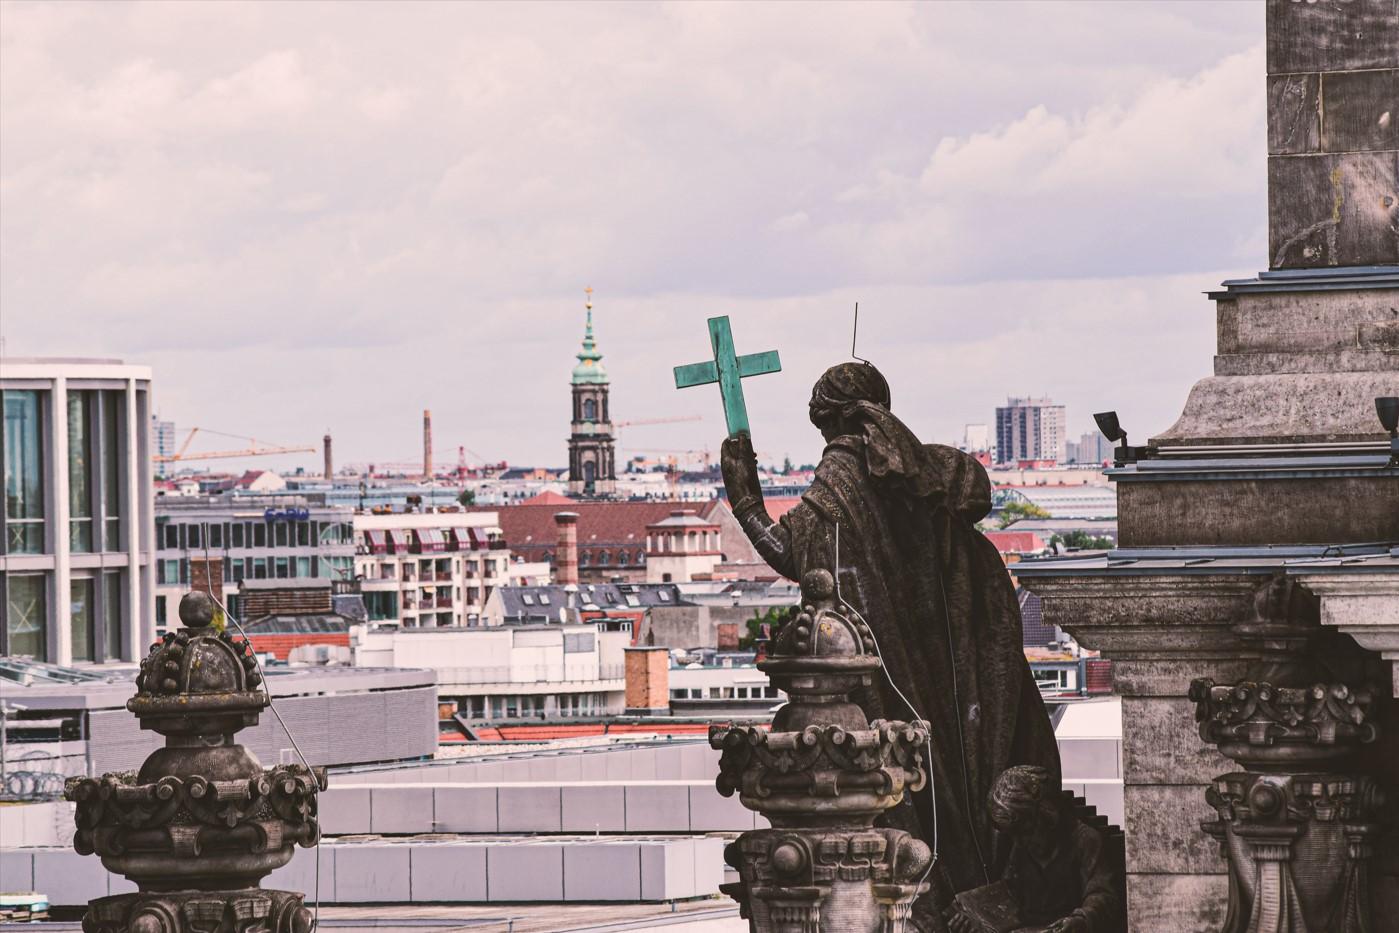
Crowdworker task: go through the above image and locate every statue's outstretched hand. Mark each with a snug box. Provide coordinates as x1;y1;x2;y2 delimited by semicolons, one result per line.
720;433;763;514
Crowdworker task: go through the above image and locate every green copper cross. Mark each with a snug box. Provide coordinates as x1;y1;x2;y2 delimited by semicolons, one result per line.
673;316;781;437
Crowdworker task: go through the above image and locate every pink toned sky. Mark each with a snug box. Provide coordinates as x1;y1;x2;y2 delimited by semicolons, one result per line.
1;1;1265;470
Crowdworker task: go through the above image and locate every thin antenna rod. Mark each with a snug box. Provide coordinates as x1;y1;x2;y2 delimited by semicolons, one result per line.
851;302;871;365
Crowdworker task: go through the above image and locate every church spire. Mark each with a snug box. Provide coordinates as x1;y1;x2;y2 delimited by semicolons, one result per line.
572;286;607;384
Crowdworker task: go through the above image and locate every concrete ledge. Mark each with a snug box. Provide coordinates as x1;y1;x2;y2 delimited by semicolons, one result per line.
321;781;762;836
12;836;725;905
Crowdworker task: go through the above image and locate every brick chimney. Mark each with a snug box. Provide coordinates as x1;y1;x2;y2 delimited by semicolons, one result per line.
554;511;579;585
189;556;224;606
624;646;670;716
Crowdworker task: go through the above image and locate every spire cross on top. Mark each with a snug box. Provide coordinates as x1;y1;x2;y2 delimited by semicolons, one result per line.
584;285;593;309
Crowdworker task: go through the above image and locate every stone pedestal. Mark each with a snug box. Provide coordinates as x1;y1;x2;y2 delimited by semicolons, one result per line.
711;570;931;933
65;592;324;933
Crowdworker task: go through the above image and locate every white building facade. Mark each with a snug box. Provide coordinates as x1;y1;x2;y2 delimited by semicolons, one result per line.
1;358;155;665
354;622;629;719
354;509;513;627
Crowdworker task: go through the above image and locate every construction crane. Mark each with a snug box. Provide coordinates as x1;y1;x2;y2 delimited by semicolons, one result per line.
155;428;317;464
614;415;702;432
622;444;773;473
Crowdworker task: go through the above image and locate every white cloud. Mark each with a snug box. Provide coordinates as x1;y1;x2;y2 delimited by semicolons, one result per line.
0;0;1267;467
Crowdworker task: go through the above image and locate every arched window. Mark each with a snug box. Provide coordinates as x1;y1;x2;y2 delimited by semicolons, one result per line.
598;551;610;566
580;551;591;567
583;398;597;421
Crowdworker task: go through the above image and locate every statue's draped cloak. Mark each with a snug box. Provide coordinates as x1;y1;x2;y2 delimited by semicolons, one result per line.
751;436;1061;905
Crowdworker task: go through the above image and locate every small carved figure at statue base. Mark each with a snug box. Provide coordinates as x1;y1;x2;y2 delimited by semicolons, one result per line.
945;767;1124;933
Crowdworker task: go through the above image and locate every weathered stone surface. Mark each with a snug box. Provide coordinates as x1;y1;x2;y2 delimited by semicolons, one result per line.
1266;0;1399;270
1125;873;1230;933
1214;288;1399;363
1120;697;1234;785
1266;0;1399;75
1268;73;1321;155
1321;69;1399;153
1117;473;1399;546
1111;658;1251;698
1269;151;1399;269
1122;785;1222;875
1153;369;1398;446
1026;575;1255;662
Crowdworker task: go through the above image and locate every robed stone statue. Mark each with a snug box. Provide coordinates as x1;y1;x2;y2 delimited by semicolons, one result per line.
721;361;1064;930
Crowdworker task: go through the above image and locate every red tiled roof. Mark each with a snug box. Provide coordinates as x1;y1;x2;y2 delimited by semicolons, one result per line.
489;499;728;564
522;491;573;505
245;632;350;661
763;497;803;522
465;721;726;742
984;531;1046;554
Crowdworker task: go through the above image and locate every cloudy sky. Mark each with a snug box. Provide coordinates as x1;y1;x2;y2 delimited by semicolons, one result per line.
1;1;1266;471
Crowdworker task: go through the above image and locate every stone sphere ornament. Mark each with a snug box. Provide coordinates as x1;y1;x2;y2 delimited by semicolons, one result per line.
65;590;325;933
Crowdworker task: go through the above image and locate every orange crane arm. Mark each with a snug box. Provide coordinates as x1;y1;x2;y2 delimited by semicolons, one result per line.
155;445;317;463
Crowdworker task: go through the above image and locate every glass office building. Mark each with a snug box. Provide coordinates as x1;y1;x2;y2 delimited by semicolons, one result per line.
1;359;155;665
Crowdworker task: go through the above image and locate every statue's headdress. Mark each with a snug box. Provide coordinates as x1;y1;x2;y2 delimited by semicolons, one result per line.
809;361;938;503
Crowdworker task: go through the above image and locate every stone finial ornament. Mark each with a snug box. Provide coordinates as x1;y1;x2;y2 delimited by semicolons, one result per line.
65;591;325;933
711;568;933;932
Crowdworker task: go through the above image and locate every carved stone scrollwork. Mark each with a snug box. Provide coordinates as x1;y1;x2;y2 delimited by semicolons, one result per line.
1189;576;1385;933
64;592;323;933
713;570;931;932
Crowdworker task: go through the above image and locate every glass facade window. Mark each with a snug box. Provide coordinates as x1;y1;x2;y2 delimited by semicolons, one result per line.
253;524;266;547
231;523;244;547
68;392;94;552
3;391;45;553
71;576;95;662
5;574;47;658
103;571;122;660
101;390;122;549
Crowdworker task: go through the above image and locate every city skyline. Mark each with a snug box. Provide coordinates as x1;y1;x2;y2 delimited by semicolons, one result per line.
2;1;1262;469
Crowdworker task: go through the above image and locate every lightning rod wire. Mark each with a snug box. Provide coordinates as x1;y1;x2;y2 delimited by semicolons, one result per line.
201;533;321;931
832;522;941;891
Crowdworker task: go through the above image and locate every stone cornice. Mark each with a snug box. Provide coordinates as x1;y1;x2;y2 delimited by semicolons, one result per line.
1020;574;1258;660
1291;571;1399;695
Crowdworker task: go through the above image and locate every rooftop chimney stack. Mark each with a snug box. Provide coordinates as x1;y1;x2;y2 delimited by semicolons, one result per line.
554;511;579;585
323;433;333;480
423;409;433;478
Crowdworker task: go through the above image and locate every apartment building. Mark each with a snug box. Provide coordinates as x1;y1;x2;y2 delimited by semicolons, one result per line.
1;358;155;665
994;396;1068;465
353;509;511;628
154;494;355;631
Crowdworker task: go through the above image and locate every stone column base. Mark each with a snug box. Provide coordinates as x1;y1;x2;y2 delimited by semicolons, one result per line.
81;889;313;933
